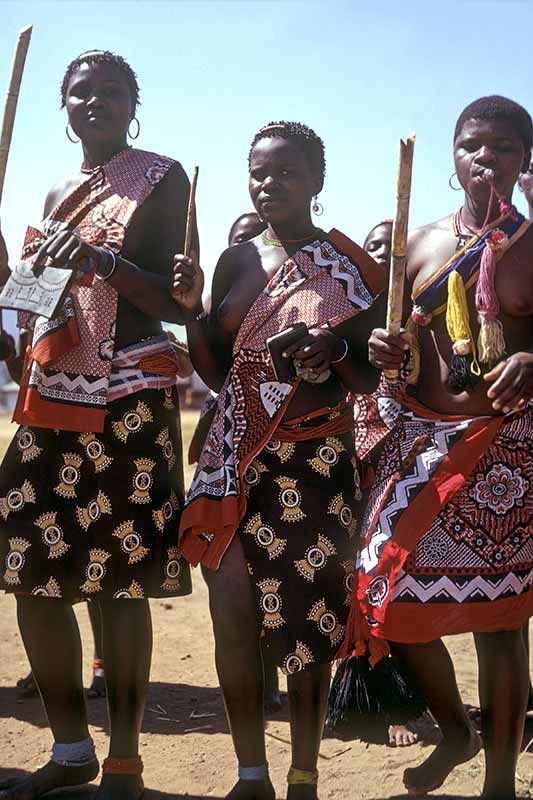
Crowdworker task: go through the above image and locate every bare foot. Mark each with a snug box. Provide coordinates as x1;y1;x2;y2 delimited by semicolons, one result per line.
403;727;481;796
226;778;276;800
0;759;99;800
95;774;144;799
388;723;418;747
15;673;38;699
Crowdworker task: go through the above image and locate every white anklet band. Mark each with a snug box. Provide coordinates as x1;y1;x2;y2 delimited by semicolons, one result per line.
238;764;269;781
51;736;96;767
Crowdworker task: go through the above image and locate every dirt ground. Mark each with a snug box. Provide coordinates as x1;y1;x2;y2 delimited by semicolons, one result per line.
0;411;532;800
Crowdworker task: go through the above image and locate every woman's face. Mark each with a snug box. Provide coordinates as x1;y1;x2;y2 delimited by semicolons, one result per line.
364;223;392;270
229;215;265;245
248;137;321;226
454;117;528;202
65;60;133;145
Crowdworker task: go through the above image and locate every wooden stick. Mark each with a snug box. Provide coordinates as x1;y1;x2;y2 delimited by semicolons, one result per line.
184;165;199;257
0;25;33;206
384;134;415;379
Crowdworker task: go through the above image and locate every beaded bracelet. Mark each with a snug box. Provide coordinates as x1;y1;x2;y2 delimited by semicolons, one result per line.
95;248;117;282
330;337;349;364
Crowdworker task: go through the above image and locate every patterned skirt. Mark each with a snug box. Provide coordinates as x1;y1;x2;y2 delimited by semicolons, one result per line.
0;388;191;601
240;431;360;675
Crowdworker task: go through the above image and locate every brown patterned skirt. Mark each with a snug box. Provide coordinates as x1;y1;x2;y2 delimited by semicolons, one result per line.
240;429;359;674
0;388;191;601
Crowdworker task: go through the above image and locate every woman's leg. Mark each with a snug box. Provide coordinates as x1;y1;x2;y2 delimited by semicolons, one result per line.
262;642;282;714
202;536;274;800
0;596;98;800
87;600;106;698
522;621;533;711
474;629;529;800
95;597;152;800
392;639;481;797
286;662;331;800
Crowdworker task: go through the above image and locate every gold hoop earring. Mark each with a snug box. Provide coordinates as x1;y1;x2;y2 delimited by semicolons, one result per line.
312;195;323;216
66;124;79;144
448;172;461;191
128;118;140;140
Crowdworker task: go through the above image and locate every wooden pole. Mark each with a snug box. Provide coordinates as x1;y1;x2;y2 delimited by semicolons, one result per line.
184;165;199;257
384;134;415;378
0;25;32;346
0;25;33;205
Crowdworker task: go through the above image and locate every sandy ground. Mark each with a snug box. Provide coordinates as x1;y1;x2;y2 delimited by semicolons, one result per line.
0;411;532;800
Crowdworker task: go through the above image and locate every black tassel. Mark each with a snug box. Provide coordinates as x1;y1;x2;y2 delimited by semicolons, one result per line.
448;354;479;391
327;654;428;742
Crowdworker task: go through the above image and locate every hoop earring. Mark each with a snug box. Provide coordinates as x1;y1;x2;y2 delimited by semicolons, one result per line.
448;172;462;191
311;195;323;216
128;118;140;140
66;124;79;144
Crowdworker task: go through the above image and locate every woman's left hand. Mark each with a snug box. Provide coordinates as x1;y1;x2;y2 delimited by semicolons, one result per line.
282;328;344;378
33;230;102;275
484;352;533;413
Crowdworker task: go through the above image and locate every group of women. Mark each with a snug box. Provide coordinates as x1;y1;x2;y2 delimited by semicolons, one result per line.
0;49;531;800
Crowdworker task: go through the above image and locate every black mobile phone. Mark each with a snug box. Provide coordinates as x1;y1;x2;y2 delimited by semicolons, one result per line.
266;323;308;382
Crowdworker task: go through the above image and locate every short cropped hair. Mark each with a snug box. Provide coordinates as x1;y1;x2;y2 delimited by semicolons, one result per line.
61;50;140;113
454;95;532;153
249;121;326;188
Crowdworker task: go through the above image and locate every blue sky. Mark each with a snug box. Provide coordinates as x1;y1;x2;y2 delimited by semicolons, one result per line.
1;0;532;335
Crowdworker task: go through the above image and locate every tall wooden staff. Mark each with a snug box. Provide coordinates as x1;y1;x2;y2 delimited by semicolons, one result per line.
171;165;199;302
0;25;33;350
385;133;415;379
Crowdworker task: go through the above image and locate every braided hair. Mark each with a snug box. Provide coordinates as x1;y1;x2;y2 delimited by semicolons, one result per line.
249;121;326;189
454;95;532;153
60;50;140;113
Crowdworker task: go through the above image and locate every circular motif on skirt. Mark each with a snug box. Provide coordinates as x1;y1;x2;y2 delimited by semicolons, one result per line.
115;590;132;599
344;572;354;593
261;592;281;614
135;472;153;491
33;587;49;596
307;547;326;569
7;490;24;510
124;412;142;432
43;525;62;546
61;466;79;486
87;440;104;460
87;562;105;581
340;506;353;527
163;501;174;521
319;611;337;634
17;430;34;451
6;550;24;572
422;533;449;562
265;440;281;452
281;488;299;508
244;466;259;485
166;559;181;579
164;441;174;459
88;501;101;521
257;525;275;547
123;533;140;553
319;445;337;465
284;654;303;674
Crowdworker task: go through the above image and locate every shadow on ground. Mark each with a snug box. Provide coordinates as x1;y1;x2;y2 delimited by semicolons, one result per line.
0;770;224;799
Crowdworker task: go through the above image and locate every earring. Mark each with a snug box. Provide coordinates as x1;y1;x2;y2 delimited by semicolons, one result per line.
66;124;79;144
448;172;462;191
312;195;324;216
128;118;140;140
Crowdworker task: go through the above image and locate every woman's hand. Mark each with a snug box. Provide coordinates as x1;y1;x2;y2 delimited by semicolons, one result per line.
368;327;412;371
33;230;101;275
282;328;342;381
484;352;533;413
0;225;10;286
171;251;205;317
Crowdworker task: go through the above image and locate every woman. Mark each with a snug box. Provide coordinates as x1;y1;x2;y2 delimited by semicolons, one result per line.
0;50;196;800
352;96;533;799
174;121;386;800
